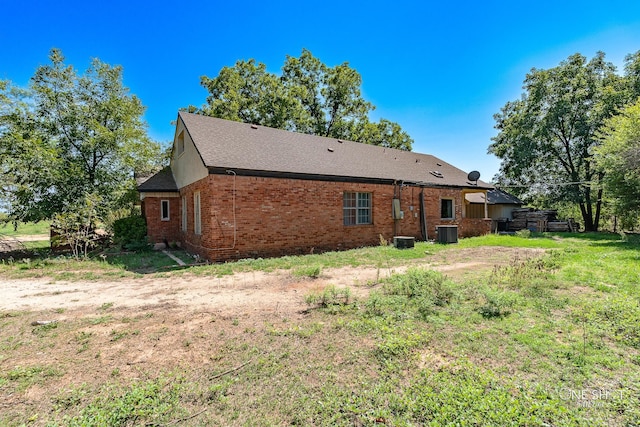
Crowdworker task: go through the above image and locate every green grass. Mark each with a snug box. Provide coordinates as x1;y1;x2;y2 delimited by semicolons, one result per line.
3;365;64;392
0;231;632;282
1;233;639;425
0;249;194;279
0;220;51;237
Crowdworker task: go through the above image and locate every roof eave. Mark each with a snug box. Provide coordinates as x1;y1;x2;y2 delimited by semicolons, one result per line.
209;167;493;189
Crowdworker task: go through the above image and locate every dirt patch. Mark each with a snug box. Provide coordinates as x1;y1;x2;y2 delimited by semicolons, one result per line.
0;246;544;315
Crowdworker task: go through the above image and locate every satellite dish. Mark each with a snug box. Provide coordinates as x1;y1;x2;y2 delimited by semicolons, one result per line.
467;170;481;182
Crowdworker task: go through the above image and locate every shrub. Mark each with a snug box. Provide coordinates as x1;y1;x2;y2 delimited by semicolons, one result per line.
51;194;102;260
113;216;148;250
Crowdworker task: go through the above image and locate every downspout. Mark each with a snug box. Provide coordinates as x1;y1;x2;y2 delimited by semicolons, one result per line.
419;188;427;240
392;181;404;237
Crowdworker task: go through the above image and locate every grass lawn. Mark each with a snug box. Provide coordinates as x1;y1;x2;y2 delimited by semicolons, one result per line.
0;232;638;426
0;220;51;237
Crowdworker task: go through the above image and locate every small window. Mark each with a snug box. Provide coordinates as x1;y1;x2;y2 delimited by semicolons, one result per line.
441;198;454;219
176;131;185;156
194;192;201;235
344;192;372;225
181;196;187;231
161;200;170;221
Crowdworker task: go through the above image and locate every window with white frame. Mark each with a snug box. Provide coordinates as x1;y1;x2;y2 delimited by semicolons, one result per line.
193;192;201;235
160;200;170;221
440;198;454;219
343;192;372;225
181;196;187;231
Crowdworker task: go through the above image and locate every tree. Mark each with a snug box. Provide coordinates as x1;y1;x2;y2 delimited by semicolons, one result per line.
488;52;628;231
594;99;640;228
0;49;163;224
195;49;413;150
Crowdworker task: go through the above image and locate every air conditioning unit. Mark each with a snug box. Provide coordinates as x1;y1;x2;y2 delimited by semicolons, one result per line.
436;225;458;243
393;236;415;249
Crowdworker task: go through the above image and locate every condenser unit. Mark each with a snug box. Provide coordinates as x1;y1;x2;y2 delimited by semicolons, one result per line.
436;225;458;243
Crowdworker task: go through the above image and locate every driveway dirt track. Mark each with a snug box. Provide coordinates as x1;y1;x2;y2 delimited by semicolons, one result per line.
0;246;544;315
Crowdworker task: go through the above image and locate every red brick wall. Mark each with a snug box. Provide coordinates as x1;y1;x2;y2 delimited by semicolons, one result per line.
160;174;490;262
459;217;492;238
142;197;181;245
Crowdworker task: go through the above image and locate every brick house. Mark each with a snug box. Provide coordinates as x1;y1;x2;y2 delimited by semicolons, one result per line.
138;112;492;261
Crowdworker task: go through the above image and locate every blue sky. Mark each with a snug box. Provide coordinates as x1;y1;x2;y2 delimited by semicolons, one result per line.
2;1;640;181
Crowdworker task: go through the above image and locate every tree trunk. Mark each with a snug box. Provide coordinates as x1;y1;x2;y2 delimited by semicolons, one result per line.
581;185;598;231
579;202;595;231
593;187;603;231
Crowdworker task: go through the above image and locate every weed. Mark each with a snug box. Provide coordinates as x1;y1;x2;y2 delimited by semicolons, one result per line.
304;285;352;308
88;315;112;325
53;384;89;410
488;254;559;290
374;331;426;362
364;291;385;317
32;321;58;337
75;331;93;353
581;297;640;349
110;330;129;342
385;268;455;307
52;376;189;426
478;288;518;318
293;264;322;278
99;302;114;311
4;365;63;391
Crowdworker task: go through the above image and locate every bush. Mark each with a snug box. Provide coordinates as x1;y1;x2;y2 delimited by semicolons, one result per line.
51;194;102;260
113;216;148;250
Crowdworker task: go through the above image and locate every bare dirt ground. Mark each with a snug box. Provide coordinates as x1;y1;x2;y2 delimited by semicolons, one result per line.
0;247;544;315
0;234;49;253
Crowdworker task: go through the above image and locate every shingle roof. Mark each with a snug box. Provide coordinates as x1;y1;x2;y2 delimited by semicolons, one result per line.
178;112;492;189
466;188;524;205
137;167;178;192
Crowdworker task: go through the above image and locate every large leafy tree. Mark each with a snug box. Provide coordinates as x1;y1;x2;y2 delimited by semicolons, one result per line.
0;49;162;224
594;99;640;227
489;52;629;231
195;49;413;150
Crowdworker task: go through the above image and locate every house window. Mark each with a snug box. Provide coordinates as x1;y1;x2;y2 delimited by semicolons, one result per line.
441;198;454;219
343;192;372;225
176;131;185;156
160;200;170;221
181;196;187;231
194;191;201;235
